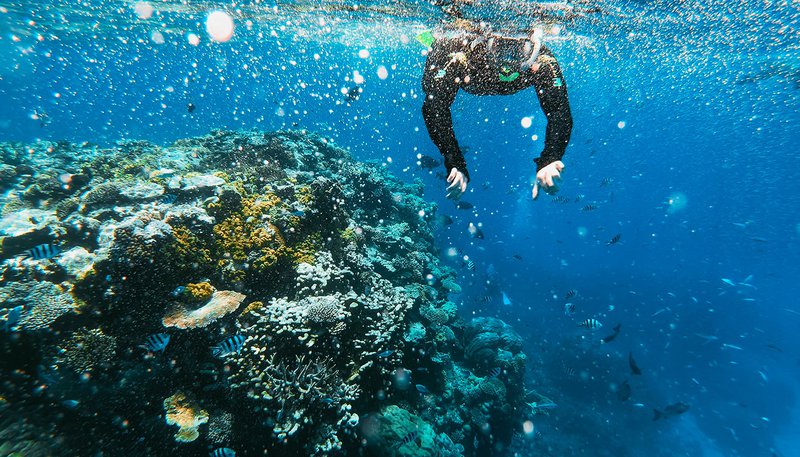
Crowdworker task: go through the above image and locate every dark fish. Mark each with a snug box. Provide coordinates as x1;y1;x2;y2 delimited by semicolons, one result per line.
512;254;522;260
21;243;62;260
628;352;642;375
210;448;236;457
344;84;362;102
581;204;598;211
601;324;621;344
578;318;602;330
471;228;484;239
375;350;394;358
480;295;493;303
415;384;430;394
653;402;690;421
551;195;570;204
161;194;178;204
417;155;441;169
564;302;575;316
213;335;246;357
395;430;420;448
140;333;170;352
600;177;613;187
564;289;577;300
617;380;631;401
487;367;502;378
187;103;196;113
606;233;621;246
455;201;474;210
4;305;23;332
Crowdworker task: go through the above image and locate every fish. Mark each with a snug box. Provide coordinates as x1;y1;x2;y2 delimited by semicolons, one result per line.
62;399;80;409
512;254;523;260
722;343;743;350
617;380;631;401
480;295;493;303
433;214;453;227
564;302;575;316
581;204;598;211
628;352;642;375
501;291;512;306
455;201;474;210
606;233;621;246
578;318;602;330
415;384;430;395
21;244;62;260
653;402;690;421
721;278;737;287
4;305;23;332
171;286;186;297
469;224;485;240
187;103;196;113
321;397;335;404
343;84;362;102
375;350;394;358
417;155;441;169
551;195;571;204
487;367;502;378
463;259;475;271
140;333;170;352
601;324;621;344
395;430;420;448
210;448;236;457
564;289;577;300
600;177;613;187
160;194;178;204
212;335;246;357
530;401;558;411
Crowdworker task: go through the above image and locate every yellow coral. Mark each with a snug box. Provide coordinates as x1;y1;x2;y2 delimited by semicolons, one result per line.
168;226;212;270
241;301;265;315
212;194;287;272
289;233;321;265
163;391;209;443
296;186;314;205
184;282;215;302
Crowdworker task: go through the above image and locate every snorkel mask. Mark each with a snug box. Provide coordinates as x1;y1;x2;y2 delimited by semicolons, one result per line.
483;28;544;82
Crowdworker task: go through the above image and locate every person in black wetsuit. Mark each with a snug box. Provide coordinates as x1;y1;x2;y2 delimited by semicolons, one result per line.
421;25;573;199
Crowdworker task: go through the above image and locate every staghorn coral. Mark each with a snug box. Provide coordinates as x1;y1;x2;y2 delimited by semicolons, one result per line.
163;391;209;443
162;290;246;329
58;328;117;374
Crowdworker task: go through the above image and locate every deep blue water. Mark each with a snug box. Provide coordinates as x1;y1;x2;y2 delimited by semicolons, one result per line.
1;0;799;455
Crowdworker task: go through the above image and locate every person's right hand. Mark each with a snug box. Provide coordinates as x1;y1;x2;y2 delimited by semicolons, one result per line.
446;168;468;199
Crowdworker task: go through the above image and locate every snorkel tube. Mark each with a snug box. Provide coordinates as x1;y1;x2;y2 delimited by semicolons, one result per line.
520;28;543;71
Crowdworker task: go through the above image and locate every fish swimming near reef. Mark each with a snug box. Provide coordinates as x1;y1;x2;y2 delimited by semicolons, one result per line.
606;233;621;246
653;402;690;421
456;201;474;210
617;380;632;401
417;154;441;169
161;194;178;204
375;350;394;358
4;305;23;332
578;318;602;330
21;244;62;260
629;352;642;375
210;448;236;457
213;335;246;357
415;384;430;395
487;367;502;378
395;430;420;448
601;324;622;344
140;333;170;352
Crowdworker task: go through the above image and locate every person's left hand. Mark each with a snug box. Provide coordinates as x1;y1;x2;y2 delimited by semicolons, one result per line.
446;168;468;199
532;161;565;200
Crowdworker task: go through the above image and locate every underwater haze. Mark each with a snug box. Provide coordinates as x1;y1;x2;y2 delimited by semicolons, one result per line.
1;0;799;456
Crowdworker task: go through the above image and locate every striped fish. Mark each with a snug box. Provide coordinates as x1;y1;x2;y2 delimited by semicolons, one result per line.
564;302;576;316
21;244;61;260
160;194;178;204
487;367;502;378
463;259;475;271
395;430;420;448
213;335;245;357
140;333;170;352
564;289;577;300
578;318;603;330
210;448;235;457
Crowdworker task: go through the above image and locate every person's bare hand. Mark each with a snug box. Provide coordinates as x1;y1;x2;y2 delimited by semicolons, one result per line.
446;168;468;199
532;161;565;200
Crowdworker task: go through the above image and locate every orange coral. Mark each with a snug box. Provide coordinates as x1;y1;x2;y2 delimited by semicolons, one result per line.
162;290;246;329
163;391;209;443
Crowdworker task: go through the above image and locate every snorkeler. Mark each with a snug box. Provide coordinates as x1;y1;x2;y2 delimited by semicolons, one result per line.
420;23;573;199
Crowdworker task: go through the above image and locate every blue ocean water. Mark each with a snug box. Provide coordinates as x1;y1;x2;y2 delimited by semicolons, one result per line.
1;0;799;455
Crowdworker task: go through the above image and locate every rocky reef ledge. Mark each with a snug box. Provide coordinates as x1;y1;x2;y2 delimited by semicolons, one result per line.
0;130;542;456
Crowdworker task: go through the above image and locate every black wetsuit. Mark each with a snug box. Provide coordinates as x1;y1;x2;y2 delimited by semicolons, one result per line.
422;33;573;181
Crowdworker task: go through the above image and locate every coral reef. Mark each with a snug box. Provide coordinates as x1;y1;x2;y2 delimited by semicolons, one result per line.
0;130;542;456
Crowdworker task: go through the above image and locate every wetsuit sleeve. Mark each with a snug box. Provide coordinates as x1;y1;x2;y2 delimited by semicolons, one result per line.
421;40;469;181
531;53;573;171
